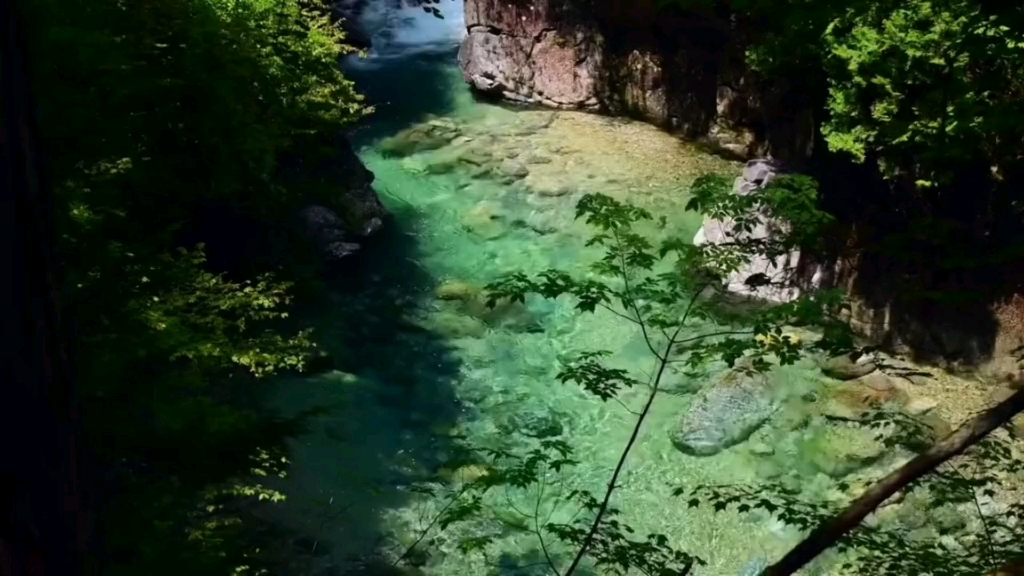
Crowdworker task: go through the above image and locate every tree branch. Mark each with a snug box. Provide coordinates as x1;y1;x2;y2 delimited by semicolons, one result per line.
762;384;1024;576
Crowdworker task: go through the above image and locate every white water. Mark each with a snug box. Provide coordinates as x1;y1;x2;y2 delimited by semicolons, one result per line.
352;0;466;65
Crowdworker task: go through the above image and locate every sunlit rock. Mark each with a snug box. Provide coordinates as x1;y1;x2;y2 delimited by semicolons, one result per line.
817;352;878;380
816;376;909;421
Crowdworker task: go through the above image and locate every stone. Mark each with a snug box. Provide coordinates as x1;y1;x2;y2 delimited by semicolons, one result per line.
416;311;488;340
378;121;462;157
424;157;459;175
819;353;878;381
466;297;544;333
296;205;363;261
801;424;886;478
918;411;952;442
461;203;506;239
449;464;491;484
531;30;599;107
672;370;777;456
501;409;565;439
458;30;535;101
533;183;574;197
742;159;775;184
436;281;478;301
816;378;909;421
524;152;552;165
904;395;939;415
498;159;530;179
279;134;386;258
748;442;775;456
1011;414;1024;440
457;148;494;166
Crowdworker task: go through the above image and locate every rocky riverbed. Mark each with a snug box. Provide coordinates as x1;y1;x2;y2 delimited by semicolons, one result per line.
264;49;1021;576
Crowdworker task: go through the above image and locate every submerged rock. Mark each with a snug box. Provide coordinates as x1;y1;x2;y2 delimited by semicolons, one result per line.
435;280;479;301
413;311;488;340
499;408;566;439
461;203;507;239
672;370;777;456
379;120;462;157
800;423;887;478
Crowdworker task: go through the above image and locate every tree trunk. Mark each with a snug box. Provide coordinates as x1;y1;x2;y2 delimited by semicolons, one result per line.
1;1;90;574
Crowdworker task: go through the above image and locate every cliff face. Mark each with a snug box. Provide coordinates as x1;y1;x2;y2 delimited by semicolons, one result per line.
457;0;1024;368
457;0;814;163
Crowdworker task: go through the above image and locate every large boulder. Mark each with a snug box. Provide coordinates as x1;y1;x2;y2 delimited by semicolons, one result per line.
457;0;815;160
279;133;387;261
672;370;778;456
692;159;820;303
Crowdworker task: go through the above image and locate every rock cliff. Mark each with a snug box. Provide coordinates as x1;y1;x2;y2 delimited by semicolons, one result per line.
457;0;814;162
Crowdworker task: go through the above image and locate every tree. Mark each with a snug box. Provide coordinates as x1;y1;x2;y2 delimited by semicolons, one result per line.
14;0;368;572
2;0;89;573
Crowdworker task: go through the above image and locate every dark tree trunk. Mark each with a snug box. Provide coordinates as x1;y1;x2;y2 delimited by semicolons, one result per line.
1;1;91;574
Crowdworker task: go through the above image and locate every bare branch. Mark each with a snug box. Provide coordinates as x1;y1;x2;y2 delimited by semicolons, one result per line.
763;384;1024;576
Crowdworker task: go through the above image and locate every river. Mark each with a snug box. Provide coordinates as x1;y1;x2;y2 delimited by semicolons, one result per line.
265;4;884;575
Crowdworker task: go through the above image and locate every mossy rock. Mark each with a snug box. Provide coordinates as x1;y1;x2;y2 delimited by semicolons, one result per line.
435;280;479;301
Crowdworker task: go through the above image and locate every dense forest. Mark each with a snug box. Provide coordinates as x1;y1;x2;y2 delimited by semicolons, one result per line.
8;0;367;573
4;0;1024;574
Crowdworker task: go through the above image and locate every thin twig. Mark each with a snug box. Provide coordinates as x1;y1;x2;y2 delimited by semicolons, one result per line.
949;462;996;570
535;470;561;576
393;484;471;567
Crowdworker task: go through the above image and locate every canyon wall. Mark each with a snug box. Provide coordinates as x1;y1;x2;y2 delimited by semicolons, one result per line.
457;0;814;163
454;0;1024;368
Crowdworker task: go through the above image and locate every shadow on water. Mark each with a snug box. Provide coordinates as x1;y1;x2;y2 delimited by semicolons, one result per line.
268;202;476;574
344;47;465;145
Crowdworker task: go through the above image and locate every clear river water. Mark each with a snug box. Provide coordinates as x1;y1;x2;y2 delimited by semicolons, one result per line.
261;5;962;575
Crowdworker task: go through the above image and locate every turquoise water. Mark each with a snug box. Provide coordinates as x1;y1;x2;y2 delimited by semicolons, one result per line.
268;50;870;576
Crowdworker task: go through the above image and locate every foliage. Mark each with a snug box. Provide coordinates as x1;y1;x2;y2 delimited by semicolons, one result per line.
391;173;851;575
668;0;1024;217
22;0;366;571
820;0;1024;188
